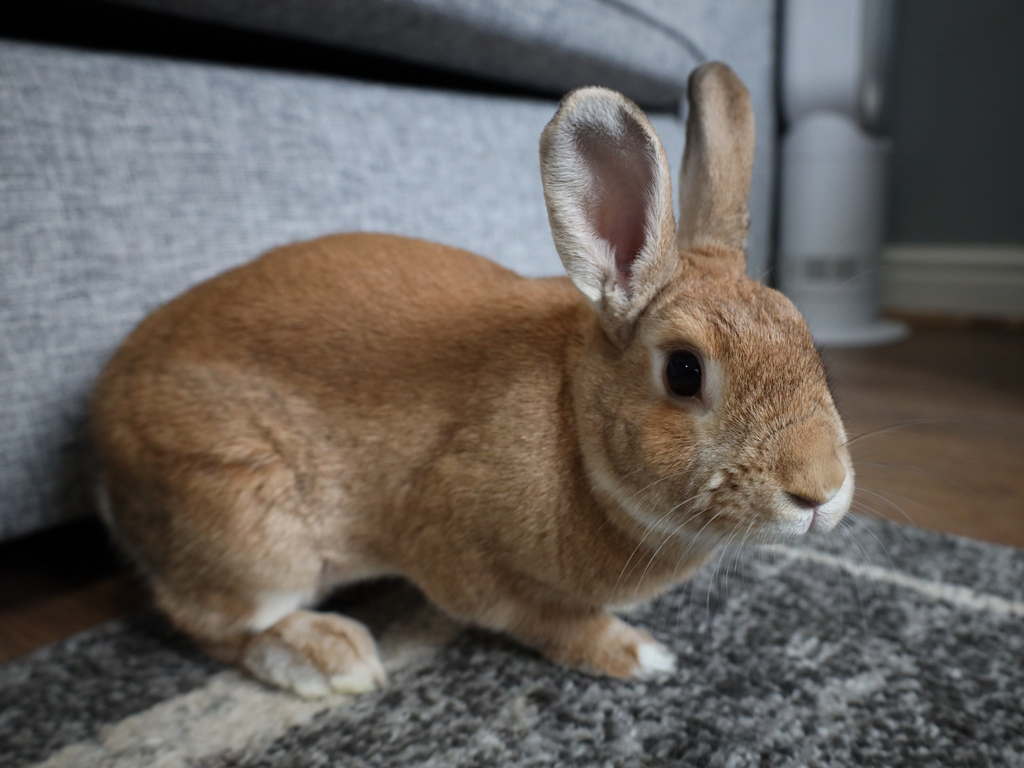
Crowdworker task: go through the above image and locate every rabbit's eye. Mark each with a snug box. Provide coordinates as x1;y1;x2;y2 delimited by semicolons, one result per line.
665;351;702;398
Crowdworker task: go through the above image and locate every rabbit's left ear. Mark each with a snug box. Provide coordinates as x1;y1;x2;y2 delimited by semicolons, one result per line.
540;88;677;347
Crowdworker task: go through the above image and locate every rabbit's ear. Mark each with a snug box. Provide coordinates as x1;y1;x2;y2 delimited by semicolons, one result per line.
676;62;755;261
540;88;677;346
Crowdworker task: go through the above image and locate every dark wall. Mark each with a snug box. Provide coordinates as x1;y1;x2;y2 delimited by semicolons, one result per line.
887;0;1024;243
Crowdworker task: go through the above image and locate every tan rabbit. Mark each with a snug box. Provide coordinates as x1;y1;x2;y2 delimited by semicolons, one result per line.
91;62;853;698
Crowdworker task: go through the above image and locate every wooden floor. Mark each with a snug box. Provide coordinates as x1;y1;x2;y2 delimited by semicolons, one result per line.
826;323;1024;547
1;323;1021;664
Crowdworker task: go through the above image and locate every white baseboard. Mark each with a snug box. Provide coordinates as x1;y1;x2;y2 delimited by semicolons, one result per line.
883;244;1024;318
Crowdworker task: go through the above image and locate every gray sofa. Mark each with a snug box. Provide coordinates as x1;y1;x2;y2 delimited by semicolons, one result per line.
0;0;777;542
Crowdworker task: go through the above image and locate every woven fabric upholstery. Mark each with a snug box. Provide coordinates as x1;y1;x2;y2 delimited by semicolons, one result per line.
0;40;690;539
112;0;701;108
109;0;778;282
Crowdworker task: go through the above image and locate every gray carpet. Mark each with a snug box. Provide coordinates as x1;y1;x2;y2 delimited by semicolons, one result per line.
4;516;1024;767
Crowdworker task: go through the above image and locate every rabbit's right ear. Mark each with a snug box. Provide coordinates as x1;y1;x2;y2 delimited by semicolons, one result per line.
540;88;677;347
675;62;755;261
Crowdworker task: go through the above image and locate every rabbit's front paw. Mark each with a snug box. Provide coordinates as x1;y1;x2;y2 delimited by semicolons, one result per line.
584;616;676;679
518;608;676;679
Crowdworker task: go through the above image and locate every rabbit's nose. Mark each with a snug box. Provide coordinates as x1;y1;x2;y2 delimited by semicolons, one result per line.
787;491;823;510
776;420;848;508
786;476;844;510
784;456;846;509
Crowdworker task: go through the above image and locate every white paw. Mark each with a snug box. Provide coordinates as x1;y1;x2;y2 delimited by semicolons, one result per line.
292;675;332;700
246;643;332;699
242;631;386;699
636;641;677;677
329;658;386;694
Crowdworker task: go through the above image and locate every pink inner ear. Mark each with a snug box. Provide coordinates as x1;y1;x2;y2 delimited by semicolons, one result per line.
578;124;654;289
594;174;649;287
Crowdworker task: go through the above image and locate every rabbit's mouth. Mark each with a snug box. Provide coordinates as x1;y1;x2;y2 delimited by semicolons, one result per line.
612;454;854;549
695;456;855;542
583;422;854;550
789;462;855;536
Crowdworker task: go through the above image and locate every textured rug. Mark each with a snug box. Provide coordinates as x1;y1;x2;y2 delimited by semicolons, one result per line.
4;515;1024;768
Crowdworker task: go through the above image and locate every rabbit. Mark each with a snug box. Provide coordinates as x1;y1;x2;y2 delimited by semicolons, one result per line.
91;62;853;699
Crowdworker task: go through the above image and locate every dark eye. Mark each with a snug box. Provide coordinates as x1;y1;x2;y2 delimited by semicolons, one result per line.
665;351;702;398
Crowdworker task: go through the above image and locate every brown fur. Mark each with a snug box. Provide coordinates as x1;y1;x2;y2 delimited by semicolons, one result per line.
92;63;851;696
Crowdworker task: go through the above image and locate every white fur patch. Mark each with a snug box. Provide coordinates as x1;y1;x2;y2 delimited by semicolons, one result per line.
636;641;677;676
812;466;855;533
329;660;385;695
250;590;310;632
587;460;676;538
242;640;323;699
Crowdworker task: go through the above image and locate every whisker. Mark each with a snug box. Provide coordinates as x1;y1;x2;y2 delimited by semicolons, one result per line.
841;507;899;571
846;417;1008;448
833;522;874;628
631;517;694;605
853;487;925;529
624;468;698;505
722;517;757;599
852;460;973;496
704;521;742;629
630;503;729;604
613;492;705;593
841;419;936;447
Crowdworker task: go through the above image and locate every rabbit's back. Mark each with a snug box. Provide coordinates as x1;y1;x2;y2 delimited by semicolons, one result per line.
91;233;589;582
